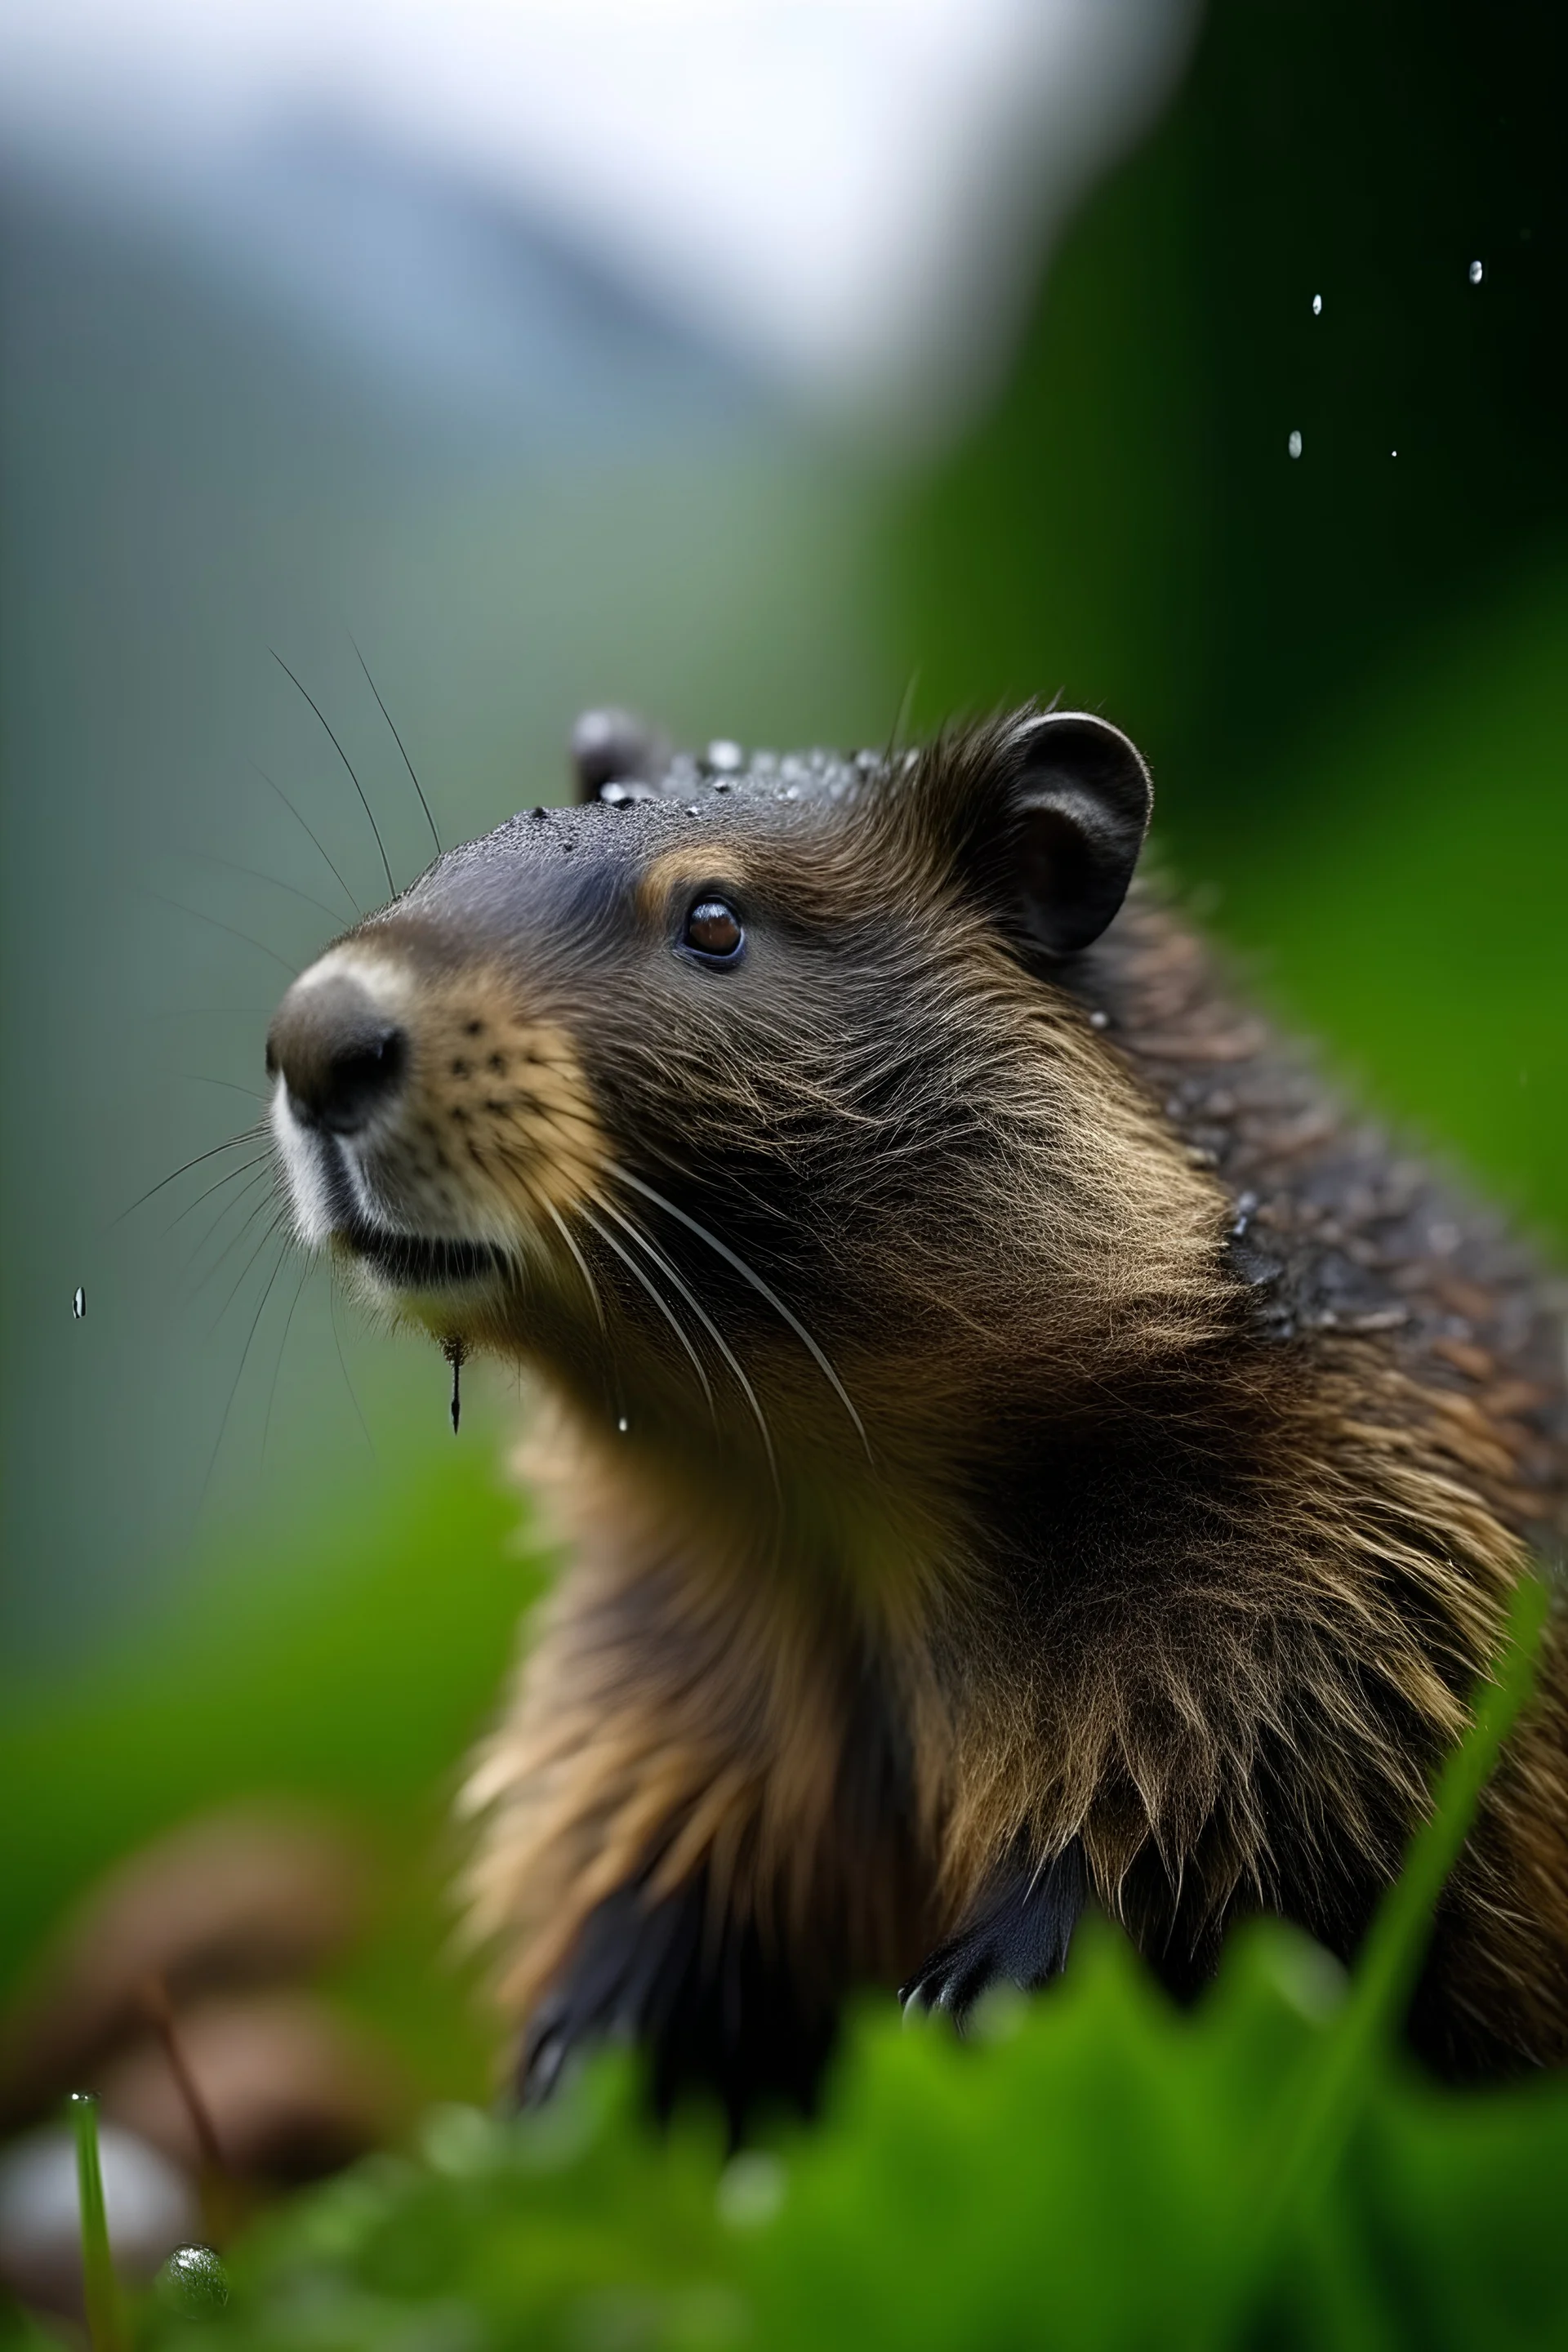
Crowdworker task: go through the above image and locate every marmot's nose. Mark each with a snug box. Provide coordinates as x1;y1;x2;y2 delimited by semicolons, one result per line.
266;972;407;1135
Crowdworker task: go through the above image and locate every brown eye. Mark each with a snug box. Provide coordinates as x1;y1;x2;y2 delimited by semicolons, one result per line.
683;898;745;964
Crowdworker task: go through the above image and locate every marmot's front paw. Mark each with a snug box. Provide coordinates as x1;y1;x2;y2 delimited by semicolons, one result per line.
900;1842;1085;2026
518;1873;837;2132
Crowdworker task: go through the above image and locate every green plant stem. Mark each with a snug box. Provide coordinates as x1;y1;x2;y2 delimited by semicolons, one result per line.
1207;1571;1552;2349
69;2093;129;2352
1267;1571;1548;2226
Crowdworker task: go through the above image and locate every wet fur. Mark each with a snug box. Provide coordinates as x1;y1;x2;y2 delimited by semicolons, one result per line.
275;713;1568;2106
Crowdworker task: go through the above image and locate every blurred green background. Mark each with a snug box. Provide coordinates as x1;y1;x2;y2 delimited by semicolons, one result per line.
2;0;1566;2127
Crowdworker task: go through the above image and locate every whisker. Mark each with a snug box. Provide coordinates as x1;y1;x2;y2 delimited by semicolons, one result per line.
163;1152;270;1235
329;1276;376;1455
184;1074;270;1104
587;1197;780;1491
351;635;441;858
199;1232;289;1508
188;849;350;931
261;1258;312;1462
248;759;362;919
183;1168;274;1275
590;1196;751;1435
116;1127;268;1223
884;670;920;765
147;893;300;980
271;651;397;900
541;1200;607;1338
575;1203;716;1415
611;1165;871;1460
203;1198;287;1323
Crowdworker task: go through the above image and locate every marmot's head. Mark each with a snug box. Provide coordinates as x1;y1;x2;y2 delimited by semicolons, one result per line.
267;709;1224;1491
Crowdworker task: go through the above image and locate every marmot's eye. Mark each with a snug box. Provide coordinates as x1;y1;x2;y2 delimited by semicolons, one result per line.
683;898;745;964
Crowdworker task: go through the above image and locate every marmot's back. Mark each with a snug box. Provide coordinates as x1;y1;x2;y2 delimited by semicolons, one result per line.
264;706;1568;2118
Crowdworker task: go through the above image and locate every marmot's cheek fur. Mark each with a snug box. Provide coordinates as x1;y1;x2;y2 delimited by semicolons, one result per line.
265;707;1568;2123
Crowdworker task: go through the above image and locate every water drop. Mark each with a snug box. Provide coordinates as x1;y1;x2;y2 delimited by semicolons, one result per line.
706;740;744;774
159;2247;229;2314
1311;292;1322;316
1088;1009;1109;1031
1468;258;1484;285
1287;429;1303;460
617;1415;629;1434
72;1285;86;1319
443;1336;467;1433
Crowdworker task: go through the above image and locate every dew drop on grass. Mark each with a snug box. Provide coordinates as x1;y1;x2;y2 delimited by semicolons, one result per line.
158;2246;229;2314
1287;429;1303;460
1469;258;1484;284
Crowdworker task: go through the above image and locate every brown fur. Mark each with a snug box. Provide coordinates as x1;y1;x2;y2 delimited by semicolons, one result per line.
267;712;1568;2096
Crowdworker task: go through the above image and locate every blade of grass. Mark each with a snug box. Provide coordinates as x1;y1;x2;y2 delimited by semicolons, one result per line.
1206;1570;1552;2348
69;2093;129;2352
1266;1570;1550;2225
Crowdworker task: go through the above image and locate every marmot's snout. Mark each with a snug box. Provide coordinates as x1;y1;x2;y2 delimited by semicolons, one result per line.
266;969;408;1136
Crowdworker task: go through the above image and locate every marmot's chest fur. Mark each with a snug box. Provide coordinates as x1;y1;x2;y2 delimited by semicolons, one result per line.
265;704;1568;2121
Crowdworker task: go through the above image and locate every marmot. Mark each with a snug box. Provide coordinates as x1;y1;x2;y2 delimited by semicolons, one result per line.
265;706;1568;2124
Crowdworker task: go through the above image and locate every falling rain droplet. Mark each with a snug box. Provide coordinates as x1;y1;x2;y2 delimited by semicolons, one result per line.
1287;430;1303;460
1312;292;1322;316
1468;259;1484;285
617;1415;629;1434
72;1285;86;1319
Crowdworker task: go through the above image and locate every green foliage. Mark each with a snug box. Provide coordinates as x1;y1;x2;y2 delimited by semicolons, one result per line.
124;1583;1568;2352
126;1922;1568;2352
0;1453;541;2100
69;2096;128;2352
890;0;1568;1251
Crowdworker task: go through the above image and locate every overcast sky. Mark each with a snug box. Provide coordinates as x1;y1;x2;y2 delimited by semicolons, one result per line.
0;0;1197;434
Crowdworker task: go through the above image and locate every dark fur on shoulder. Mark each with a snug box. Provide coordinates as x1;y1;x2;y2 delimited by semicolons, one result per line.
264;706;1568;2114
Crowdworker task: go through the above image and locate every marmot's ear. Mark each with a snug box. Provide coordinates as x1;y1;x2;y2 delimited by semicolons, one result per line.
569;710;670;804
983;711;1152;957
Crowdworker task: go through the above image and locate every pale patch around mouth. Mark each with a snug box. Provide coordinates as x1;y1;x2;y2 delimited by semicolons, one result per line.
332;1215;509;1294
271;1082;518;1300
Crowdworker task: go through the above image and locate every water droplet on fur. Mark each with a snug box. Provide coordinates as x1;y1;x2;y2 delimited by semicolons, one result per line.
443;1336;467;1432
617;1415;629;1434
1311;292;1322;315
1287;429;1303;460
1468;258;1484;284
706;740;744;773
528;806;549;821
72;1285;86;1318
